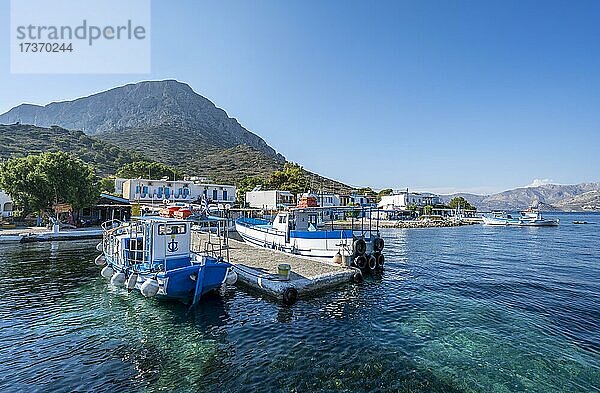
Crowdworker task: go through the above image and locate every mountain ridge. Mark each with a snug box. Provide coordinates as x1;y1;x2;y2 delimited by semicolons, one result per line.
441;183;600;211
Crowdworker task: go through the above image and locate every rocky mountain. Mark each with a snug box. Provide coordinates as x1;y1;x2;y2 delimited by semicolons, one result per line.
554;190;600;211
0;124;145;176
443;183;600;211
0;80;355;191
0;80;280;156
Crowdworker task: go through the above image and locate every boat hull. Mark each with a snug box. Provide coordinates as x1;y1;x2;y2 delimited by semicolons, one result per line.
235;218;359;258
482;217;559;227
136;260;230;300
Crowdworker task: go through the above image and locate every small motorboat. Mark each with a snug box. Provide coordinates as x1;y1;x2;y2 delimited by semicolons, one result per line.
0;234;24;243
483;210;559;227
96;217;235;305
573;220;588;224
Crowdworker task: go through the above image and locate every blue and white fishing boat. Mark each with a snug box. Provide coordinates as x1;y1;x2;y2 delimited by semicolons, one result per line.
235;207;386;273
95;217;235;305
482;210;559;227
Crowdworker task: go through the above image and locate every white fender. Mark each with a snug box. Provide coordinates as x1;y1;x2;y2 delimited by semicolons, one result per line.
140;279;159;298
96;242;103;252
125;273;138;290
111;272;126;286
101;265;114;278
94;254;106;266
225;270;238;285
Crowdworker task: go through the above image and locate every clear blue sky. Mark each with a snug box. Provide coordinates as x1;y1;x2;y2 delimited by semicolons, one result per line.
1;0;599;194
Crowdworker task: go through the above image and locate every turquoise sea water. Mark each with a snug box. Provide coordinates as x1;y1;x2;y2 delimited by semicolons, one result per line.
0;213;598;392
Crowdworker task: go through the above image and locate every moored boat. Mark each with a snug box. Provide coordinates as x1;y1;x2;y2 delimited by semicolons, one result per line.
235;207;386;274
96;217;235;305
0;234;24;243
483;210;559;227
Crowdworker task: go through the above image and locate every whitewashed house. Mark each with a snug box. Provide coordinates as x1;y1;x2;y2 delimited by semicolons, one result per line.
378;191;441;210
120;178;236;205
245;190;295;210
0;190;13;218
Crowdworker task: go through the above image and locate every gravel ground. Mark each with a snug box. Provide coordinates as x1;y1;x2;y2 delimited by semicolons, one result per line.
192;232;347;279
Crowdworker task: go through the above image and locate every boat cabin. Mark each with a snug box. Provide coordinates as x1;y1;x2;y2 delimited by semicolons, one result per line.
104;218;192;272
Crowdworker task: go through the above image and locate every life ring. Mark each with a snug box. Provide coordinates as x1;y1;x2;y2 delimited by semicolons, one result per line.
353;238;367;256
367;254;377;273
283;288;298;305
355;255;367;270
373;237;385;252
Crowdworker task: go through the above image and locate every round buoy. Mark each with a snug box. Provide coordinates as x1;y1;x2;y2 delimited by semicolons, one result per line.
126;273;138;290
376;253;385;270
94;254;106;266
355;255;368;270
352;271;364;283
282;288;298;305
367;254;377;273
353;238;367;256
111;271;126;286
101;265;114;279
225;270;238;285
373;237;385;252
332;252;343;264
140;279;159;298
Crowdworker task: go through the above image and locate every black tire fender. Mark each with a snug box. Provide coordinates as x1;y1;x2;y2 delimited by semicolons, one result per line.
355;254;368;270
283;288;298;305
353;238;367;256
373;237;385;252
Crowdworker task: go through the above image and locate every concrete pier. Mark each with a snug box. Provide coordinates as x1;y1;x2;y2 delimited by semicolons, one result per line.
192;231;359;303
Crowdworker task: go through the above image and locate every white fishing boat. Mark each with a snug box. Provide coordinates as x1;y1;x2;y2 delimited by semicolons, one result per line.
235;207;386;274
482;210;559;226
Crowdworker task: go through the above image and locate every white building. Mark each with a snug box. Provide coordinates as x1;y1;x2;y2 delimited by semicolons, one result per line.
120;178;236;205
378;191;441;210
245;190;295;210
0;190;13;218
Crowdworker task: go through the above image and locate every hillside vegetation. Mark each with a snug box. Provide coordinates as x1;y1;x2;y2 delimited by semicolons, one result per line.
0;124;145;176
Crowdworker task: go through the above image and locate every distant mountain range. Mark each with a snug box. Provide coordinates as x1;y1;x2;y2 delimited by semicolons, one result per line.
442;183;600;211
0;80;353;193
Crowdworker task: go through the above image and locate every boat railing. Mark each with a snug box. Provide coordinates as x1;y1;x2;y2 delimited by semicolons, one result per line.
190;212;230;262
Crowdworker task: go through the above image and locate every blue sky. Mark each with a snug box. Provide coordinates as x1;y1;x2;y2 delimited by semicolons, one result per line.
1;0;599;194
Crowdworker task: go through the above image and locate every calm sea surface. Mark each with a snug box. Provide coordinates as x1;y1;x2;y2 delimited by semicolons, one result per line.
0;213;598;393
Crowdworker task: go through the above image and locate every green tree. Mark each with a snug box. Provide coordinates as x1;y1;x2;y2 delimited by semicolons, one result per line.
237;175;266;201
356;187;376;196
0;152;99;215
377;188;393;202
116;161;182;180
99;177;117;194
266;162;308;196
423;205;433;215
448;196;476;211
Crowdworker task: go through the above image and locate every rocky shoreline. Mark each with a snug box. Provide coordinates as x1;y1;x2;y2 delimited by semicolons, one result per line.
333;219;478;229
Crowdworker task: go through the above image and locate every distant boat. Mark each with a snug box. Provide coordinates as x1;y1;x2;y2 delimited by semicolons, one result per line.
0;234;24;243
482;210;559;227
573;220;588;224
